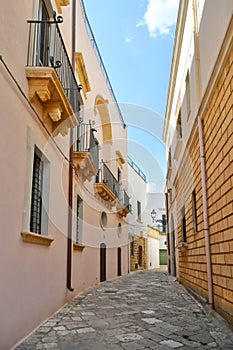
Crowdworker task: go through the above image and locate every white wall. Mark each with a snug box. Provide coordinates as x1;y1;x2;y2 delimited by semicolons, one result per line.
146;193;166;231
148;236;160;269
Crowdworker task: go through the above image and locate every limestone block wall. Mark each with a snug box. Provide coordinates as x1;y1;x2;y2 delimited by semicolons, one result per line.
203;49;233;325
130;236;148;271
174;127;208;299
173;45;233;327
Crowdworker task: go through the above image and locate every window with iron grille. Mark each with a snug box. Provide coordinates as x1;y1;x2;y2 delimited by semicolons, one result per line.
192;189;198;233
181;206;187;242
76;195;83;243
30;153;43;234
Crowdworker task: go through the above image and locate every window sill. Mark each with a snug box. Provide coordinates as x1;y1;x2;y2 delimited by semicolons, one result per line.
177;242;188;252
21;231;54;246
73;243;85;251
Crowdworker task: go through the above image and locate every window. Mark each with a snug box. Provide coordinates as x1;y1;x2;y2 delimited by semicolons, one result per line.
30;152;43;234
137;201;141;221
100;211;107;229
192;190;198;233
176;110;182;138
162;214;166;233
130;237;134;256
30;147;50;236
38;0;50;66
181;206;187;242
76;195;83;243
185;72;191;118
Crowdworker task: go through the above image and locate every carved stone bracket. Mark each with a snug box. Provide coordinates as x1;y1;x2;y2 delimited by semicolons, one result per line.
94;183;117;204
25;67;77;136
117;205;130;218
73;152;98;182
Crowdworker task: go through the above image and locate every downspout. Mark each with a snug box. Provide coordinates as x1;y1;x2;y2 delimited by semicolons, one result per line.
192;0;213;307
67;0;77;292
198;117;213;307
165;192;171;275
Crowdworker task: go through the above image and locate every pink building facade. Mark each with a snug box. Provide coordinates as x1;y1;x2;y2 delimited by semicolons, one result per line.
0;1;129;348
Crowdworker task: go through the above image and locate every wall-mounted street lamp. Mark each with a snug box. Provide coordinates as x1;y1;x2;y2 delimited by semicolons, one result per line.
151;209;157;223
151;209;167;233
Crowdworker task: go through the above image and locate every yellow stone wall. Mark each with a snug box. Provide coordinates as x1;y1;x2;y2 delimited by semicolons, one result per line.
130;236;148;271
203;49;233;325
174;48;233;326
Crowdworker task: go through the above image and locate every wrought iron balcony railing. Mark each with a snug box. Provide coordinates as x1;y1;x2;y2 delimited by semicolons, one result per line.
116;189;131;218
27;15;81;116
123;190;130;211
74;122;99;170
96;163;119;199
128;156;147;182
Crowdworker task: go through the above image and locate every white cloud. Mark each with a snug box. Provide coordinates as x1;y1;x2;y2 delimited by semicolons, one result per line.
137;0;178;37
125;37;131;43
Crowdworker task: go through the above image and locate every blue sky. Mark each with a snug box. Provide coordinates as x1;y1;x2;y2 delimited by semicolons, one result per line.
83;0;178;192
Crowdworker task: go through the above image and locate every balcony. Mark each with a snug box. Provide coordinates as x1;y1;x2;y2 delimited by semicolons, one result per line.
73;123;99;182
128;156;147;182
117;190;131;218
95;164;119;204
26;15;81;136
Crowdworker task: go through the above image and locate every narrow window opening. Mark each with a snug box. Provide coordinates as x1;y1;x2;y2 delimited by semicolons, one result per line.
192;189;198;233
176;110;182;138
131;237;134;256
76;195;83;243
181;206;187;242
186;72;191;117
137;201;141;221
30;152;43;234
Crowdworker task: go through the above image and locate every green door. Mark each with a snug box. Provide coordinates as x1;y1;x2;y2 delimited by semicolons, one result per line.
159;249;168;265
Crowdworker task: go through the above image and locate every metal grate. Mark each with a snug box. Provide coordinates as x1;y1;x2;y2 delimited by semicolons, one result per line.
74;123;99;170
96;164;119;198
76;196;81;243
30;153;43;234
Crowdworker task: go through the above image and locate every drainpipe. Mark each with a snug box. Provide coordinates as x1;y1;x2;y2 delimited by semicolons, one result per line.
165;192;171;275
192;0;213;307
67;0;77;292
198;117;213;307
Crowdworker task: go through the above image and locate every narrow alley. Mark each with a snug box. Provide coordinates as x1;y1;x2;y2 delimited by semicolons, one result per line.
15;270;233;350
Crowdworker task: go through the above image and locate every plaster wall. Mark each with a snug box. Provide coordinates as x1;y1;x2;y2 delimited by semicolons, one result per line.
0;0;129;348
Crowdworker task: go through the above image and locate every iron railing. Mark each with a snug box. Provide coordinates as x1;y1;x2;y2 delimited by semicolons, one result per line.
79;0;126;128
74;123;99;170
128;156;147;182
27;15;81;116
123;190;131;210
96;163;119;198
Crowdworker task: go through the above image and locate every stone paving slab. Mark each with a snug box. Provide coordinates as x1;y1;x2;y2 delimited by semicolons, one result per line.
15;270;233;350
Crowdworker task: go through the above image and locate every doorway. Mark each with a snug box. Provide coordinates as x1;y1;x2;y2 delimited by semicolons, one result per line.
138;245;143;268
100;243;106;282
118;247;121;276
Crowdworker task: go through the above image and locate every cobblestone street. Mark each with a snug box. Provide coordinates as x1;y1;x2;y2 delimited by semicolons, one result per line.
15;270;233;350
